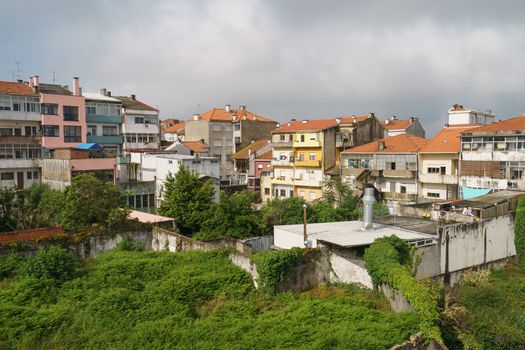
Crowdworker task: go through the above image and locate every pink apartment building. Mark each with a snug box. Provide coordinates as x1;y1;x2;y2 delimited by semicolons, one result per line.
29;76;86;155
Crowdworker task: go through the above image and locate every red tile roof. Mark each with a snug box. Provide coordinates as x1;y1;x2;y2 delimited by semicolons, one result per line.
257;150;273;160
340;115;370;123
0;81;37;96
380;119;412;130
161;118;179;124
273;118;339;133
164;122;185;134
196;108;275;123
420;125;480;153
182;141;208;154
344;134;429;153
462;115;525;134
232;140;271;159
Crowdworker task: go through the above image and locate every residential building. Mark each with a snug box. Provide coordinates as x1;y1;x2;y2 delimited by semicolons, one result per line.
116;94;160;152
185;105;276;181
418;125;478;201
165;139;209;157
335;113;384;150
448;104;496;126
0;81;42;189
271;119;339;202
252;150;273;195
41;147;116;191
84;90;123;155
459;116;525;198
163;122;185;142
380;116;425;138
33;76;87;156
341;134;429;211
231;139;272;188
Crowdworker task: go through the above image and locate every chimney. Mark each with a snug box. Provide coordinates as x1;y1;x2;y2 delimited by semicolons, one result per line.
100;88;107;96
107;91;111;97
276;123;280;128
391;115;397;120
225;104;231;112
385;119;389;125
291;118;296;122
361;187;375;231
369;113;375;119
34;75;39;87
444;123;449;127
302;120;308;124
239;105;246;112
287;122;291;126
252;116;257;120
378;140;385;150
131;94;136;100
200;138;204;144
28;76;34;88
336;117;341;124
409;117;417;123
193;113;200;121
73;77;80;96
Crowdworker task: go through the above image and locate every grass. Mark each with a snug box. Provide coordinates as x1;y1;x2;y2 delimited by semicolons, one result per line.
451;260;525;350
0;249;419;349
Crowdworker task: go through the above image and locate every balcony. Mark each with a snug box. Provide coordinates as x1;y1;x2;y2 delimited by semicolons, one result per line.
273;141;293;148
293;139;322;148
0;110;40;122
419;173;457;185
271;176;294;185
382;170;416;178
87;135;124;145
342;168;366;177
383;192;417;201
0;135;41;144
294;159;322;167
86;114;122;124
272;158;293;166
0;159;40;169
293;178;323;187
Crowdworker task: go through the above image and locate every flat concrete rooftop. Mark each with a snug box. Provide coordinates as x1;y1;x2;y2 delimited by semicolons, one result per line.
374;216;438;235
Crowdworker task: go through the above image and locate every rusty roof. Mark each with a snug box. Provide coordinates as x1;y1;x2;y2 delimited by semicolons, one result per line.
182;141;208;154
419;125;480;153
273;118;340;133
164;122;185;134
232;139;271;159
0;81;37;96
343;134;429;154
195;108;275;123
462;115;525;134
380;119;413;131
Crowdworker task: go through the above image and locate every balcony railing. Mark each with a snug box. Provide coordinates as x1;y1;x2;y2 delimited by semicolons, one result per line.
87;135;124;144
271;177;294;185
293;139;322;148
418;173;457;185
294;159;322;167
0;135;42;144
273;141;293;148
382;169;416;178
86;114;122;124
272;158;293;166
383;192;417;201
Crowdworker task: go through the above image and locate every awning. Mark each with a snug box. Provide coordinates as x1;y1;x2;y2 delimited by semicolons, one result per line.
76;143;104;151
461;187;492;200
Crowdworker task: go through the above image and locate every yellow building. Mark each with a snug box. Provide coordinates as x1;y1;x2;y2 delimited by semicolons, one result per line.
270;119;339;202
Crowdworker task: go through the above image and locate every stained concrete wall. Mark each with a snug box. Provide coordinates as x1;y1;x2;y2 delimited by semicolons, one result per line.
324;244;373;288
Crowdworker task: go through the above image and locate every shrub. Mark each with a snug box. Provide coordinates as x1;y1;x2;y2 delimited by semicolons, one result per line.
364;236;442;342
115;237;144;252
515;201;525;259
251;247;304;294
21;246;78;281
0;252;23;279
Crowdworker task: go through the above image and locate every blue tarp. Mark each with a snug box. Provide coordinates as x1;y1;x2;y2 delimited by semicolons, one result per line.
461;187;492;200
76;143;104;151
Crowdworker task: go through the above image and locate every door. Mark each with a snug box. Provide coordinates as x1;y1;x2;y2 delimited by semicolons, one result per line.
16;172;24;189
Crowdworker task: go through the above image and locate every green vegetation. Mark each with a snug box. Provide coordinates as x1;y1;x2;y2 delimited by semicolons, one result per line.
514;196;525;258
251;247;304;293
364;236;442;342
20;246;78;282
0;247;420;349
158;166;215;235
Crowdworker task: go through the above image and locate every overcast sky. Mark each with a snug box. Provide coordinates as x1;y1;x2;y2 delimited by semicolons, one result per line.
2;0;525;137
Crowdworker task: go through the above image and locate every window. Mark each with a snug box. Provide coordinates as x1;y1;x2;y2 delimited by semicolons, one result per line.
280;189;286;197
41;103;58;115
235;137;241;144
279;134;285;141
135;195;142;208
63;106;79;121
149;193;155;207
427;167;440;174
13;128;21;136
64;126;82;142
13;102;21;111
33;171;38;179
440;167;446;175
213;140;222;147
27;172;32;180
300;135;305;142
43;125;59;137
1;172;14;180
135;116;144;124
309;153;316;160
289;134;293;141
264;188;270;195
144;116;157;124
142;194;148;208
0;128;12;136
427;192;440;198
0;96;11;110
400;186;407;194
87;125;97;136
298;153;305;161
234;123;241;131
289;190;293;197
128;196;134;207
102;126;117;136
309;192;316;200
212;124;222;131
86;105;96;115
389;162;396;170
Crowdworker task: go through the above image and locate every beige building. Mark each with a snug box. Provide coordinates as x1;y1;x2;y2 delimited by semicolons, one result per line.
380;116;425;138
271;119;339;202
418;125;477;201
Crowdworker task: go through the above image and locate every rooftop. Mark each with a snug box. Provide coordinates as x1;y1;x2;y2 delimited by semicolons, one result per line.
182;140;209;154
128;210;174;224
343;134;429;154
38;83;73;95
194;107;274;123
275;220;436;248
419;125;479;153
462;115;525;134
257;150;273;160
380;118;413;131
273;118;339;133
0;81;37;96
114;96;158;112
232;139;271;159
83;92;121;103
437;190;525;210
448;104;495;116
164;122;185;133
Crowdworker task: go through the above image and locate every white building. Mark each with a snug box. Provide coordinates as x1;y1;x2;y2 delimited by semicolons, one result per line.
0;81;42;189
116;94;160;152
448;104;496;126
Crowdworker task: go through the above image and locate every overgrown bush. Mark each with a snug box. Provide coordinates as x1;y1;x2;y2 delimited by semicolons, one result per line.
21;246;78;281
115;237;144;252
251;247;304;294
364;236;442;342
0;252;23;279
515;195;525;259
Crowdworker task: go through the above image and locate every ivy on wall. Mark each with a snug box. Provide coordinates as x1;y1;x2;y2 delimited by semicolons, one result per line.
251;247;304;294
514;196;525;259
364;236;442;342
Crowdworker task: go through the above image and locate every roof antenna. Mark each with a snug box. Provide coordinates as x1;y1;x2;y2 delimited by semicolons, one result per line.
15;61;21;81
52;70;56;84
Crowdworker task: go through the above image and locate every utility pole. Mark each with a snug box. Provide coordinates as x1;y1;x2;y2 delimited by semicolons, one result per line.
303;203;308;245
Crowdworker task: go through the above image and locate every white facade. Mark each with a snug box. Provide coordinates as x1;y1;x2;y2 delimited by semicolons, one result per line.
448;106;495;126
418;153;459;200
122;109;160;151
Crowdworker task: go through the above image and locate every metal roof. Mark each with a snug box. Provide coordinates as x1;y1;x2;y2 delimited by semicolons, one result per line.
76;143;104;150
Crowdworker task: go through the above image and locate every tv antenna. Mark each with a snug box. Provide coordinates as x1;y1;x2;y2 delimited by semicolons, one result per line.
15;61;21;80
52;70;56;84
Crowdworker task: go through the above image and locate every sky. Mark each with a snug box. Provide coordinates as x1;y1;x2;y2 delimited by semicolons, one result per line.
2;0;525;137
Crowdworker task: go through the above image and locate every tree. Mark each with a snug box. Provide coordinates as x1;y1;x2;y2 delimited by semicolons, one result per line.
198;190;261;240
61;173;126;230
158;166;215;235
0;187;18;232
322;176;352;206
260;197;310;234
21;246;78;281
